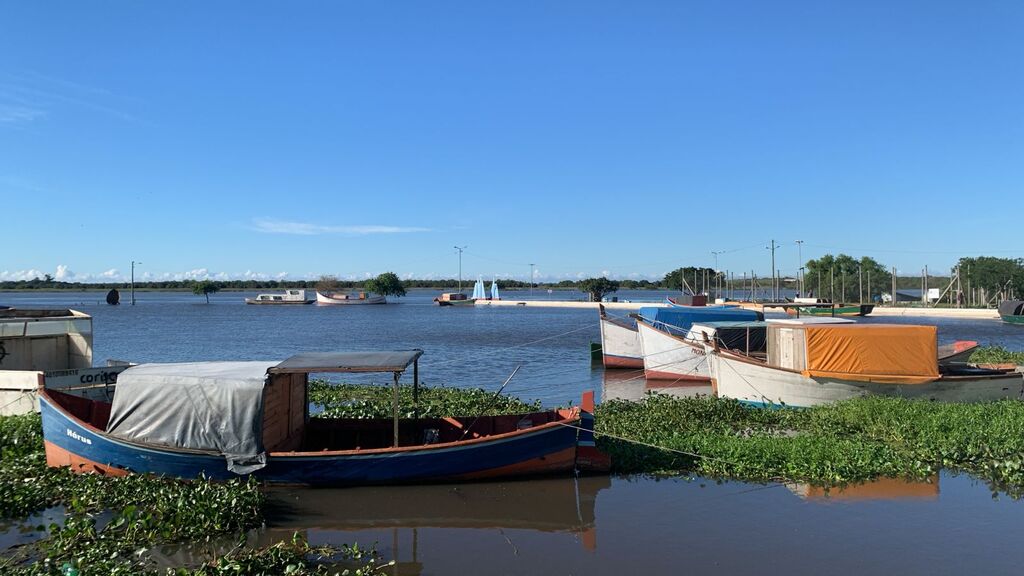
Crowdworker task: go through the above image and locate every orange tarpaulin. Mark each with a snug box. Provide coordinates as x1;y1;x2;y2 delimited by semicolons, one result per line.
801;324;940;384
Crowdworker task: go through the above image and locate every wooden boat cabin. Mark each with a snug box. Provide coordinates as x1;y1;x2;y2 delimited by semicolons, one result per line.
40;350;605;485
0;309;124;415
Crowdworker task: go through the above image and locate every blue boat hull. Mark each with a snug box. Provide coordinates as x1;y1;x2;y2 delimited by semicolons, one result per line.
41;396;583;485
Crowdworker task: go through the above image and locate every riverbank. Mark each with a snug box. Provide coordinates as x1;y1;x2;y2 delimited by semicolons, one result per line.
477;299;1005;318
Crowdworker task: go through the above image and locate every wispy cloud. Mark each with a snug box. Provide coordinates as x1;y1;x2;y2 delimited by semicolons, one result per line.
0;104;46;124
0;70;141;126
251;218;431;236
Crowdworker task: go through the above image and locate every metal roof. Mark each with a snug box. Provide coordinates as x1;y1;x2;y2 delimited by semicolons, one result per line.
270;350;424;374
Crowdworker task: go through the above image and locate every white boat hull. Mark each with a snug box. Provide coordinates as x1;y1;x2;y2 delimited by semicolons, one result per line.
709;349;1024;408
636;321;710;381
316;292;387;305
598;310;642;369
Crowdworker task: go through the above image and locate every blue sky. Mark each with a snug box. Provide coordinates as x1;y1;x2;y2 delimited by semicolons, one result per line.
2;1;1021;283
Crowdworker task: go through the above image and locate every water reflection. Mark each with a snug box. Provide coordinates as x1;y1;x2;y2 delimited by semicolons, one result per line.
787;476;940;501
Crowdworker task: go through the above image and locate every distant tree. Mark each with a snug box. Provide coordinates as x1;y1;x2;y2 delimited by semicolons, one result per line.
43;274;54;283
365;272;406;298
191;280;221;303
315;275;342;294
958;256;1024;302
578;277;620;302
662;267;716;293
804;254;890;302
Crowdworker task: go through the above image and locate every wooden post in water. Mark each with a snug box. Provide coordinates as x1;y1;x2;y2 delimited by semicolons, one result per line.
392;371;400;447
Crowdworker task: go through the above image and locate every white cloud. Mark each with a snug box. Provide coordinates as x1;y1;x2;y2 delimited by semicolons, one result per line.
101;269;119;278
54;264;74;281
0;269;45;281
250;218;431;236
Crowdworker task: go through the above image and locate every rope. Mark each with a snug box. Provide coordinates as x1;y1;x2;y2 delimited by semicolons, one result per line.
556;421;787;483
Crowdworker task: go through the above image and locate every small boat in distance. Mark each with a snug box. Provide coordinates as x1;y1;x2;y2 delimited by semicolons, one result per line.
245;289;314;305
316;291;386;305
786;298;874;317
434;292;476;306
40;350;609;485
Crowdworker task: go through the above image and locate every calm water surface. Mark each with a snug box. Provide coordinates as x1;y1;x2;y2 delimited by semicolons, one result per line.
5;290;1024;574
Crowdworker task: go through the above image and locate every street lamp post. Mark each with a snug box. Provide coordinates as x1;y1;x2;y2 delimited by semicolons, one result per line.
529;263;535;299
795;240;804;295
131;260;142;305
454;246;466;293
711;251;723;300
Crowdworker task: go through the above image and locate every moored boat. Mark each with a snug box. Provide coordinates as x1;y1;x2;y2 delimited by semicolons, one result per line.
41;351;608;485
707;323;1023;408
315;291;387;305
434;292;476;306
0;309;129;415
245;289;314;305
597;304;643;369
634;306;763;380
998;300;1024;325
786;299;874;317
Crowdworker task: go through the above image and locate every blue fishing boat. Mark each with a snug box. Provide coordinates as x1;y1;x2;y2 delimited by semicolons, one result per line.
41;351;607;485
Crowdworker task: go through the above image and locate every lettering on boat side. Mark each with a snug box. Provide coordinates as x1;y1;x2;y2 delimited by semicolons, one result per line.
66;428;92;445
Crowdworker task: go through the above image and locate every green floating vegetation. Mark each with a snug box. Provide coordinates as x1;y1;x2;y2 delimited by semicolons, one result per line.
595;394;1024;495
309;380;542;419
0;414;388;575
970;345;1024;366
5;382;1024;572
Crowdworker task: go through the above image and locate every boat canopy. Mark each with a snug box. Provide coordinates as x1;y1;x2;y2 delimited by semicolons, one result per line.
104;351;427;472
998;300;1024;317
105;361;277;473
637;306;763;336
794;324;940;384
688;321;768;353
271;350;423;374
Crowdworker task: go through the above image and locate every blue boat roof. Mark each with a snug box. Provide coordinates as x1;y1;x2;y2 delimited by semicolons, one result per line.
689;320;769;329
638;306;762;334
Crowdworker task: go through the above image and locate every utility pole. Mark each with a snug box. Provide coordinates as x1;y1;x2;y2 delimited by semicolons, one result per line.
529;263;535;299
711;251;722;300
454;246;466;293
131;260;141;305
795;240;804;295
858;265;863;304
769;239;777;301
830;267;835;303
892;267;897;307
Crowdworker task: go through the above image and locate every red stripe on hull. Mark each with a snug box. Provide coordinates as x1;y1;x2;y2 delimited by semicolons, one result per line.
44;440;128;477
455;446;577;481
603;356;643;369
643;369;711;383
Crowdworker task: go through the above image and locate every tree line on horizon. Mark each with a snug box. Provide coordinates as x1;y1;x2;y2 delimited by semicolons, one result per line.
5;255;1024;305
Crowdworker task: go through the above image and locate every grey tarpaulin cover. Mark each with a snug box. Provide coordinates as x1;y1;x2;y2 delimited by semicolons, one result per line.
106;361;277;474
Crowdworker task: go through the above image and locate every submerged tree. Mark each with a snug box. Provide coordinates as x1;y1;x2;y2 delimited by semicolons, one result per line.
578;277;620;302
191;280;221;303
315;275;342;294
365;272;406;298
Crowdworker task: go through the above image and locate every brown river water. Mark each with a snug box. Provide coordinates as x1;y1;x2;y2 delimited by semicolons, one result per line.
3;290;1024;574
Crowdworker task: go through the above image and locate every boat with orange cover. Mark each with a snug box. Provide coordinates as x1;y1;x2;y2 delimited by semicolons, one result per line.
707;324;1023;407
